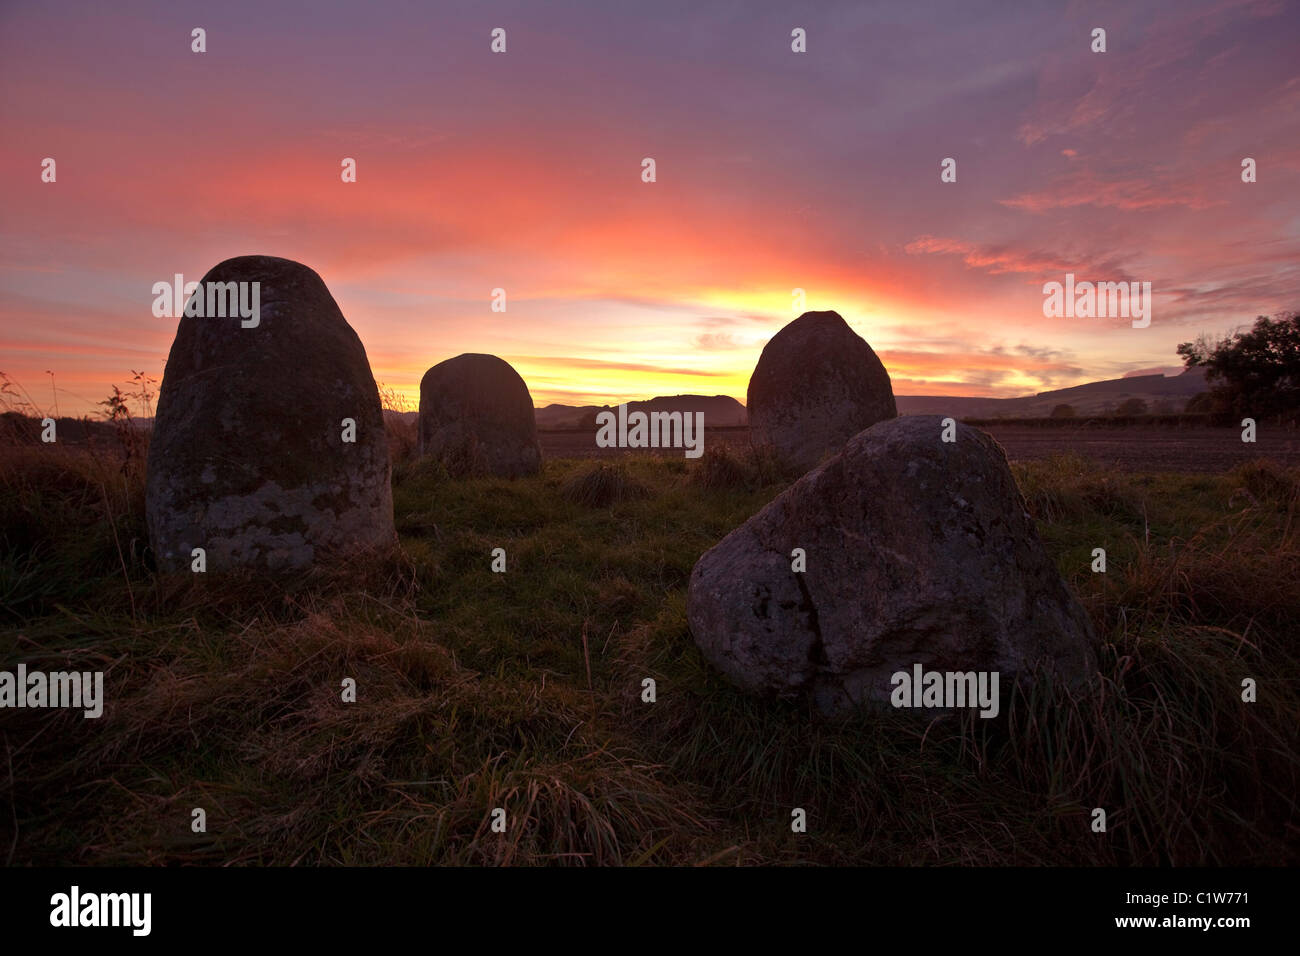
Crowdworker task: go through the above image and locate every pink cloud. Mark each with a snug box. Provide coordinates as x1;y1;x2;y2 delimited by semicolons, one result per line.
1000;172;1222;213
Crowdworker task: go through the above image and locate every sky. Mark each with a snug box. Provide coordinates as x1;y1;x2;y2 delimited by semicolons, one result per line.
1;0;1298;416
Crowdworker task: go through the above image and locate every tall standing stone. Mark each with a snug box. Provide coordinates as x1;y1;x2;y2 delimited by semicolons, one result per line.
146;255;395;572
688;415;1097;714
747;310;897;472
418;353;541;477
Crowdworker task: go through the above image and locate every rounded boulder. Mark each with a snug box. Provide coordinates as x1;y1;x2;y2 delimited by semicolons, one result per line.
747;310;897;472
418;353;541;477
145;255;395;572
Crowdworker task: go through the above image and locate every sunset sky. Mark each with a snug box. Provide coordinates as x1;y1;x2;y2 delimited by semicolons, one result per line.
2;0;1298;416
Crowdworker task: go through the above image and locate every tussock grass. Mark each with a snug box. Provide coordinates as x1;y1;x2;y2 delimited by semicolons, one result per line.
1229;457;1300;507
560;462;651;507
2;445;1297;865
690;442;794;491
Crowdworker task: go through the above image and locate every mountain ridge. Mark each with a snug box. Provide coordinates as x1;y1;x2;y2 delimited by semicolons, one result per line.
527;370;1210;425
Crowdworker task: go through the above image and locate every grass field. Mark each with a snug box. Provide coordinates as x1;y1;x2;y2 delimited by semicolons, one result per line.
538;423;1300;473
1;436;1298;866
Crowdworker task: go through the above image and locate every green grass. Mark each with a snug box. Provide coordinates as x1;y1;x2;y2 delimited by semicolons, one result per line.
1;441;1297;865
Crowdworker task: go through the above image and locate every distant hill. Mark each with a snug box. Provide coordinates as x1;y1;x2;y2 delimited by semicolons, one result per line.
534;403;600;429
2;371;1211;445
536;394;747;429
531;373;1207;427
895;367;1208;418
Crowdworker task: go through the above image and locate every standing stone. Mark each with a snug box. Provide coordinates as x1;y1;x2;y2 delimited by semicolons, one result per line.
418;354;541;477
747;310;897;472
146;255;395;572
687;415;1097;714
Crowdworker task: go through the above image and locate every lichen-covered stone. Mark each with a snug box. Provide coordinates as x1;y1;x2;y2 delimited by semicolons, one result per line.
687;415;1097;714
146;255;395;572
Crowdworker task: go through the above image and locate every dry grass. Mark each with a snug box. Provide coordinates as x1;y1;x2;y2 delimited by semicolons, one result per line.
383;413;419;466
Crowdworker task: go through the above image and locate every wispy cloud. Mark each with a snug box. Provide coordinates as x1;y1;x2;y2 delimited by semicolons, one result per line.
903;236;1138;283
1000;171;1221;213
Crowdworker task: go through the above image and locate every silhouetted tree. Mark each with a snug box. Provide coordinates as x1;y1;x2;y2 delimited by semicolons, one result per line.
1049;403;1075;419
1178;313;1300;417
1116;398;1148;416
